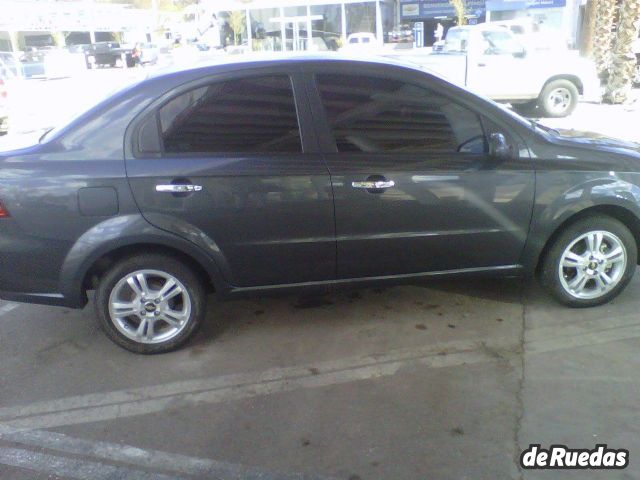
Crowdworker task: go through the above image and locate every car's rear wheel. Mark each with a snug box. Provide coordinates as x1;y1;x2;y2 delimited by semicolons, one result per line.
541;215;637;307
95;254;206;353
538;79;579;118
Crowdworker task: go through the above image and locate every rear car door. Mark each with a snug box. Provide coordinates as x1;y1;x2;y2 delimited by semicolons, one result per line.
306;66;534;279
125;69;336;287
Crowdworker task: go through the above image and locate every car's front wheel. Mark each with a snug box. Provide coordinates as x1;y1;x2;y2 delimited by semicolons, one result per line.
541;215;637;307
95;254;206;353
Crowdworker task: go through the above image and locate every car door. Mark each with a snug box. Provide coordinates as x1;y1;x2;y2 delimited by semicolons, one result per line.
305;66;534;279
125;69;336;287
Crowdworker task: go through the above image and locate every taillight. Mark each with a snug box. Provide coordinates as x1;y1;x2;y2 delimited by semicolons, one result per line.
0;201;9;218
0;78;6;99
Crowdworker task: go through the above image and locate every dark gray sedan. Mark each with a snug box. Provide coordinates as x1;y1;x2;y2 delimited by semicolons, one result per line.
1;55;640;353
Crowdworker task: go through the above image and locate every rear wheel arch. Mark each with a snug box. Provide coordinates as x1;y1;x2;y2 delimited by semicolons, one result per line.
81;243;222;299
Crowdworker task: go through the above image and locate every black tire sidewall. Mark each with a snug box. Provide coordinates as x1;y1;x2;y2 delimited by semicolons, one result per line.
95;254;206;354
541;216;637;308
539;79;579;118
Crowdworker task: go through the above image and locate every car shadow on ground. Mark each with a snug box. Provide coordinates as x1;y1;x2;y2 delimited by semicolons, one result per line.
188;276;530;351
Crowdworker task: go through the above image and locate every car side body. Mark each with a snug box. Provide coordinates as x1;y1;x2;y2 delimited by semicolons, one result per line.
1;55;640;351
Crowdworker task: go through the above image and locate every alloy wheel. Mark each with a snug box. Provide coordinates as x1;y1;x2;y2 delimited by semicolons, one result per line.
108;269;192;344
558;230;627;300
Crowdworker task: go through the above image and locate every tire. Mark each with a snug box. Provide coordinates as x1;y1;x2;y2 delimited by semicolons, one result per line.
95;254;206;354
540;215;637;308
538;79;579;118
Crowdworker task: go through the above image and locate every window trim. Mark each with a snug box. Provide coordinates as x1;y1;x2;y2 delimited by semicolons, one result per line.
302;63;528;159
311;71;489;156
129;69;311;159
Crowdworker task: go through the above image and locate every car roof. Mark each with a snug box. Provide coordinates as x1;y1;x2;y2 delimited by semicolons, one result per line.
148;52;426;80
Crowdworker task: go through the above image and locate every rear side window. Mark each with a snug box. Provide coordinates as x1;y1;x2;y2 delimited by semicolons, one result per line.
159;75;302;154
316;74;485;154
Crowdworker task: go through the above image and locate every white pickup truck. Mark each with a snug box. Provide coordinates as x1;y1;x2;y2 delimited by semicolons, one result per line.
386;25;601;118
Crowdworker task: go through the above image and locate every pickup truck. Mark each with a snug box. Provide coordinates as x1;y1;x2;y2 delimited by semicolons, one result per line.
387;25;601;117
85;42;135;69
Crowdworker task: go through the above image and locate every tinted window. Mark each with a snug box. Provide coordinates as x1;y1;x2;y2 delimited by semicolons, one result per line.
316;74;485;154
160;75;302;154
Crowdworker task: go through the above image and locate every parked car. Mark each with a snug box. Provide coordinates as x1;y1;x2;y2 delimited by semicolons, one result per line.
86;42;134;68
138;42;160;65
0;53;22;135
0;76;7;135
1;55;640;353
341;33;379;53
387;25;601;117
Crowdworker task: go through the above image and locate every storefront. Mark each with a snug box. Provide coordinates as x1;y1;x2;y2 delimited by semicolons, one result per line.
214;0;396;51
399;0;487;46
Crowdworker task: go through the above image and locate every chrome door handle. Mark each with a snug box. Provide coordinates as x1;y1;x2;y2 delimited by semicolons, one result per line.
351;180;395;189
155;184;202;193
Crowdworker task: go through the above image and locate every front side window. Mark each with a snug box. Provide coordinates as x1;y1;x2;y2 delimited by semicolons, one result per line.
316;74;485;154
159;75;302;154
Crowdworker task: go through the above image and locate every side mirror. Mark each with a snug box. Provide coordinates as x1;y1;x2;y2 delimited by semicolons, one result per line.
489;133;511;160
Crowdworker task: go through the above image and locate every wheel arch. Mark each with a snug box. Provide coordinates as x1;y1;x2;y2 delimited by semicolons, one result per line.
535;204;640;274
82;243;218;296
540;74;584;96
59;216;230;307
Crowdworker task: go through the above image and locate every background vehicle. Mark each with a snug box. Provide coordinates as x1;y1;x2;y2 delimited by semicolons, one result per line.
1;56;640;354
387;25;601;117
138;43;160;65
0;76;7;134
341;33;378;52
86;42;134;68
0;53;22;134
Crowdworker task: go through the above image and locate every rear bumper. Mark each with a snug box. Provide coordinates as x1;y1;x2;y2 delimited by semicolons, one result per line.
0;290;86;308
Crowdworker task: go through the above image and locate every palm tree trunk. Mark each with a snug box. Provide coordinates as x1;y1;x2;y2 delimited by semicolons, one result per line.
592;0;620;75
580;0;597;57
604;0;640;103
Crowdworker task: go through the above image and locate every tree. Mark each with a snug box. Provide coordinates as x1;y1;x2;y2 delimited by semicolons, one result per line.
97;0;196;11
228;10;246;45
449;0;467;26
592;0;620;75
604;0;640;103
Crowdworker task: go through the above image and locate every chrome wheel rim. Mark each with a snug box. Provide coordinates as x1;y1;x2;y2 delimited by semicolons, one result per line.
558;231;627;300
548;87;571;115
108;269;191;344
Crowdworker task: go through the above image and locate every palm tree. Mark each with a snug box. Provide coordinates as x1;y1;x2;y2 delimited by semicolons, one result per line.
592;0;620;75
228;10;246;46
449;0;467;26
604;0;640;103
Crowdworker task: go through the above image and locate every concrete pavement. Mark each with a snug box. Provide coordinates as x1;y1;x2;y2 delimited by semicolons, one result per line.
0;273;638;479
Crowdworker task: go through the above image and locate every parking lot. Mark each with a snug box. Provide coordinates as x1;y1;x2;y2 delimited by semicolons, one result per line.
1;69;640;479
0;272;639;479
